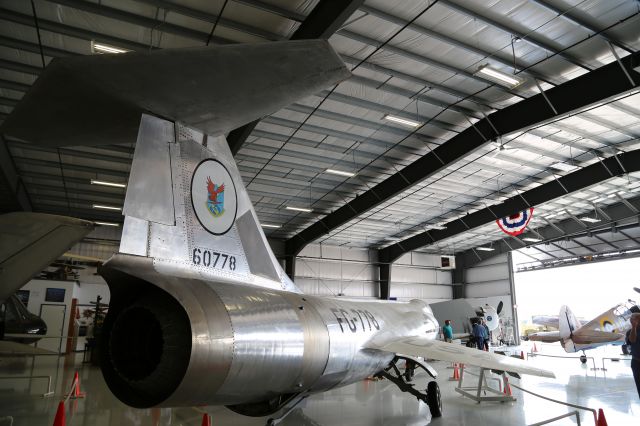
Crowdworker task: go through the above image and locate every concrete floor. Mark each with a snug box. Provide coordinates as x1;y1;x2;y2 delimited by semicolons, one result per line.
0;342;637;425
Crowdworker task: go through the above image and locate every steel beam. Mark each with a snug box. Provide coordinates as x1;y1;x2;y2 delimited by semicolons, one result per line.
287;50;640;259
0;34;76;58
0;7;153;52
379;263;391;300
438;0;592;71
530;0;635;53
226;0;364;155
378;148;640;263
0;78;29;93
134;0;283;40
42;0;232;45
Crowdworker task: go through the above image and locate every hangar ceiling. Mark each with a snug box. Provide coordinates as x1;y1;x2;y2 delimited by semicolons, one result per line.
0;0;639;262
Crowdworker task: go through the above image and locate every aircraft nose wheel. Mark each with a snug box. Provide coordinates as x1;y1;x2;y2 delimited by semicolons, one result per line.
579;355;587;364
426;381;442;418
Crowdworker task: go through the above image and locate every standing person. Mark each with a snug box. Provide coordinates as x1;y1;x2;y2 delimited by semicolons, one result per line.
472;319;485;351
443;320;453;343
482;320;490;351
627;313;640;398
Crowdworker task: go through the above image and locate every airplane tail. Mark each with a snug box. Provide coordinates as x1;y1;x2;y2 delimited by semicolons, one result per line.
558;305;581;353
114;114;301;292
1;40;350;294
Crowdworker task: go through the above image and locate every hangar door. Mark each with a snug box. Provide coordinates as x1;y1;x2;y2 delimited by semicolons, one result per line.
464;253;519;345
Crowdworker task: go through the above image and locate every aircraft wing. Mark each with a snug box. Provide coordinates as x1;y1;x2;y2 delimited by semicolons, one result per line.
0;213;94;301
531;315;560;329
572;329;625;345
528;331;561;343
365;336;555;378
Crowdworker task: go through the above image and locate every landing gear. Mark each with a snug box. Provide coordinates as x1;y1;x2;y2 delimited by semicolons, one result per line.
376;357;443;418
579;354;587;364
426;381;442;418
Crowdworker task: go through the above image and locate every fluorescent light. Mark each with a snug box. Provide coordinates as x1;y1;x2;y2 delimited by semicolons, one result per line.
579;217;601;223
91;41;129;54
94;221;120;227
326;169;356;177
475;64;524;88
91;179;126;188
476;247;495;252
523;237;541;242
261;223;281;229
550;162;579;172
383;114;421;128
286;206;313;213
429;225;447;230
93;204;122;211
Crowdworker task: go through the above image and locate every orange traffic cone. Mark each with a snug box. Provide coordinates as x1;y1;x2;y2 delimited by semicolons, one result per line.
503;376;512;396
597;408;608;426
201;413;211;426
53;401;65;426
450;363;460;381
533;342;538;353
71;371;85;399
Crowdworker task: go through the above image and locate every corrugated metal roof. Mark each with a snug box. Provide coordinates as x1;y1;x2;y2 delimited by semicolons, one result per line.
0;0;639;258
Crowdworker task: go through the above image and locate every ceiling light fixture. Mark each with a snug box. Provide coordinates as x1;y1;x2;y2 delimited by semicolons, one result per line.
429;224;447;231
91;179;126;188
286;206;313;213
579;217;601;223
94;221;120;227
550;162;580;172
92;204;122;211
326;169;356;177
475;64;524;88
383;114;421;128
261;223;281;229
476;247;495;252
523;237;541;242
91;41;129;54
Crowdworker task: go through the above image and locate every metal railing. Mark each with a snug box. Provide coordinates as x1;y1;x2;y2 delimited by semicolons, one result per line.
601;356;632;371
528;411;581;426
510;383;597;425
527;352;597;370
0;375;54;397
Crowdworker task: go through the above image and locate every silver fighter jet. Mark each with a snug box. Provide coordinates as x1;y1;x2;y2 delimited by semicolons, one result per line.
1;40;554;421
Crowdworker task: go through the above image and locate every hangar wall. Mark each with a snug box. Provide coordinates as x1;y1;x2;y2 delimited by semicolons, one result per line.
463;252;519;344
295;244;453;302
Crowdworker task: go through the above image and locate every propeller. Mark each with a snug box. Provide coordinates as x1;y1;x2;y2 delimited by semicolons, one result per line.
497;301;504;315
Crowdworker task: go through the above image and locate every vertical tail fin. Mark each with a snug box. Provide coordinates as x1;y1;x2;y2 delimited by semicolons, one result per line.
559;305;581;352
116;114;299;292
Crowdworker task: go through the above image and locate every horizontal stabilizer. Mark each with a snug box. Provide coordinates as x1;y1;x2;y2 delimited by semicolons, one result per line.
572;329;625;344
531;315;560;329
2;40;350;147
0;213;94;301
365;337;555;378
528;331;561;343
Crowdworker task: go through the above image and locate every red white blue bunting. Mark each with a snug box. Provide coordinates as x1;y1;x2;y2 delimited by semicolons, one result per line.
496;208;534;236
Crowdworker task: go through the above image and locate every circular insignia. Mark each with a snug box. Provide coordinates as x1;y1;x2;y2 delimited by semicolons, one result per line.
486;315;493;322
191;159;238;235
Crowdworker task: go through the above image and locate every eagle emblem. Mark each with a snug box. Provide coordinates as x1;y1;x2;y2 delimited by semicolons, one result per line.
206;176;225;217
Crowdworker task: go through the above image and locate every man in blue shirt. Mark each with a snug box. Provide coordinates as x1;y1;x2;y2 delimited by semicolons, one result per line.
443;320;453;343
626;313;640;398
472;319;485;350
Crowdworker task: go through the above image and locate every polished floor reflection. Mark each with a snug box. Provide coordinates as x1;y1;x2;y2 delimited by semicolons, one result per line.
0;343;638;425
